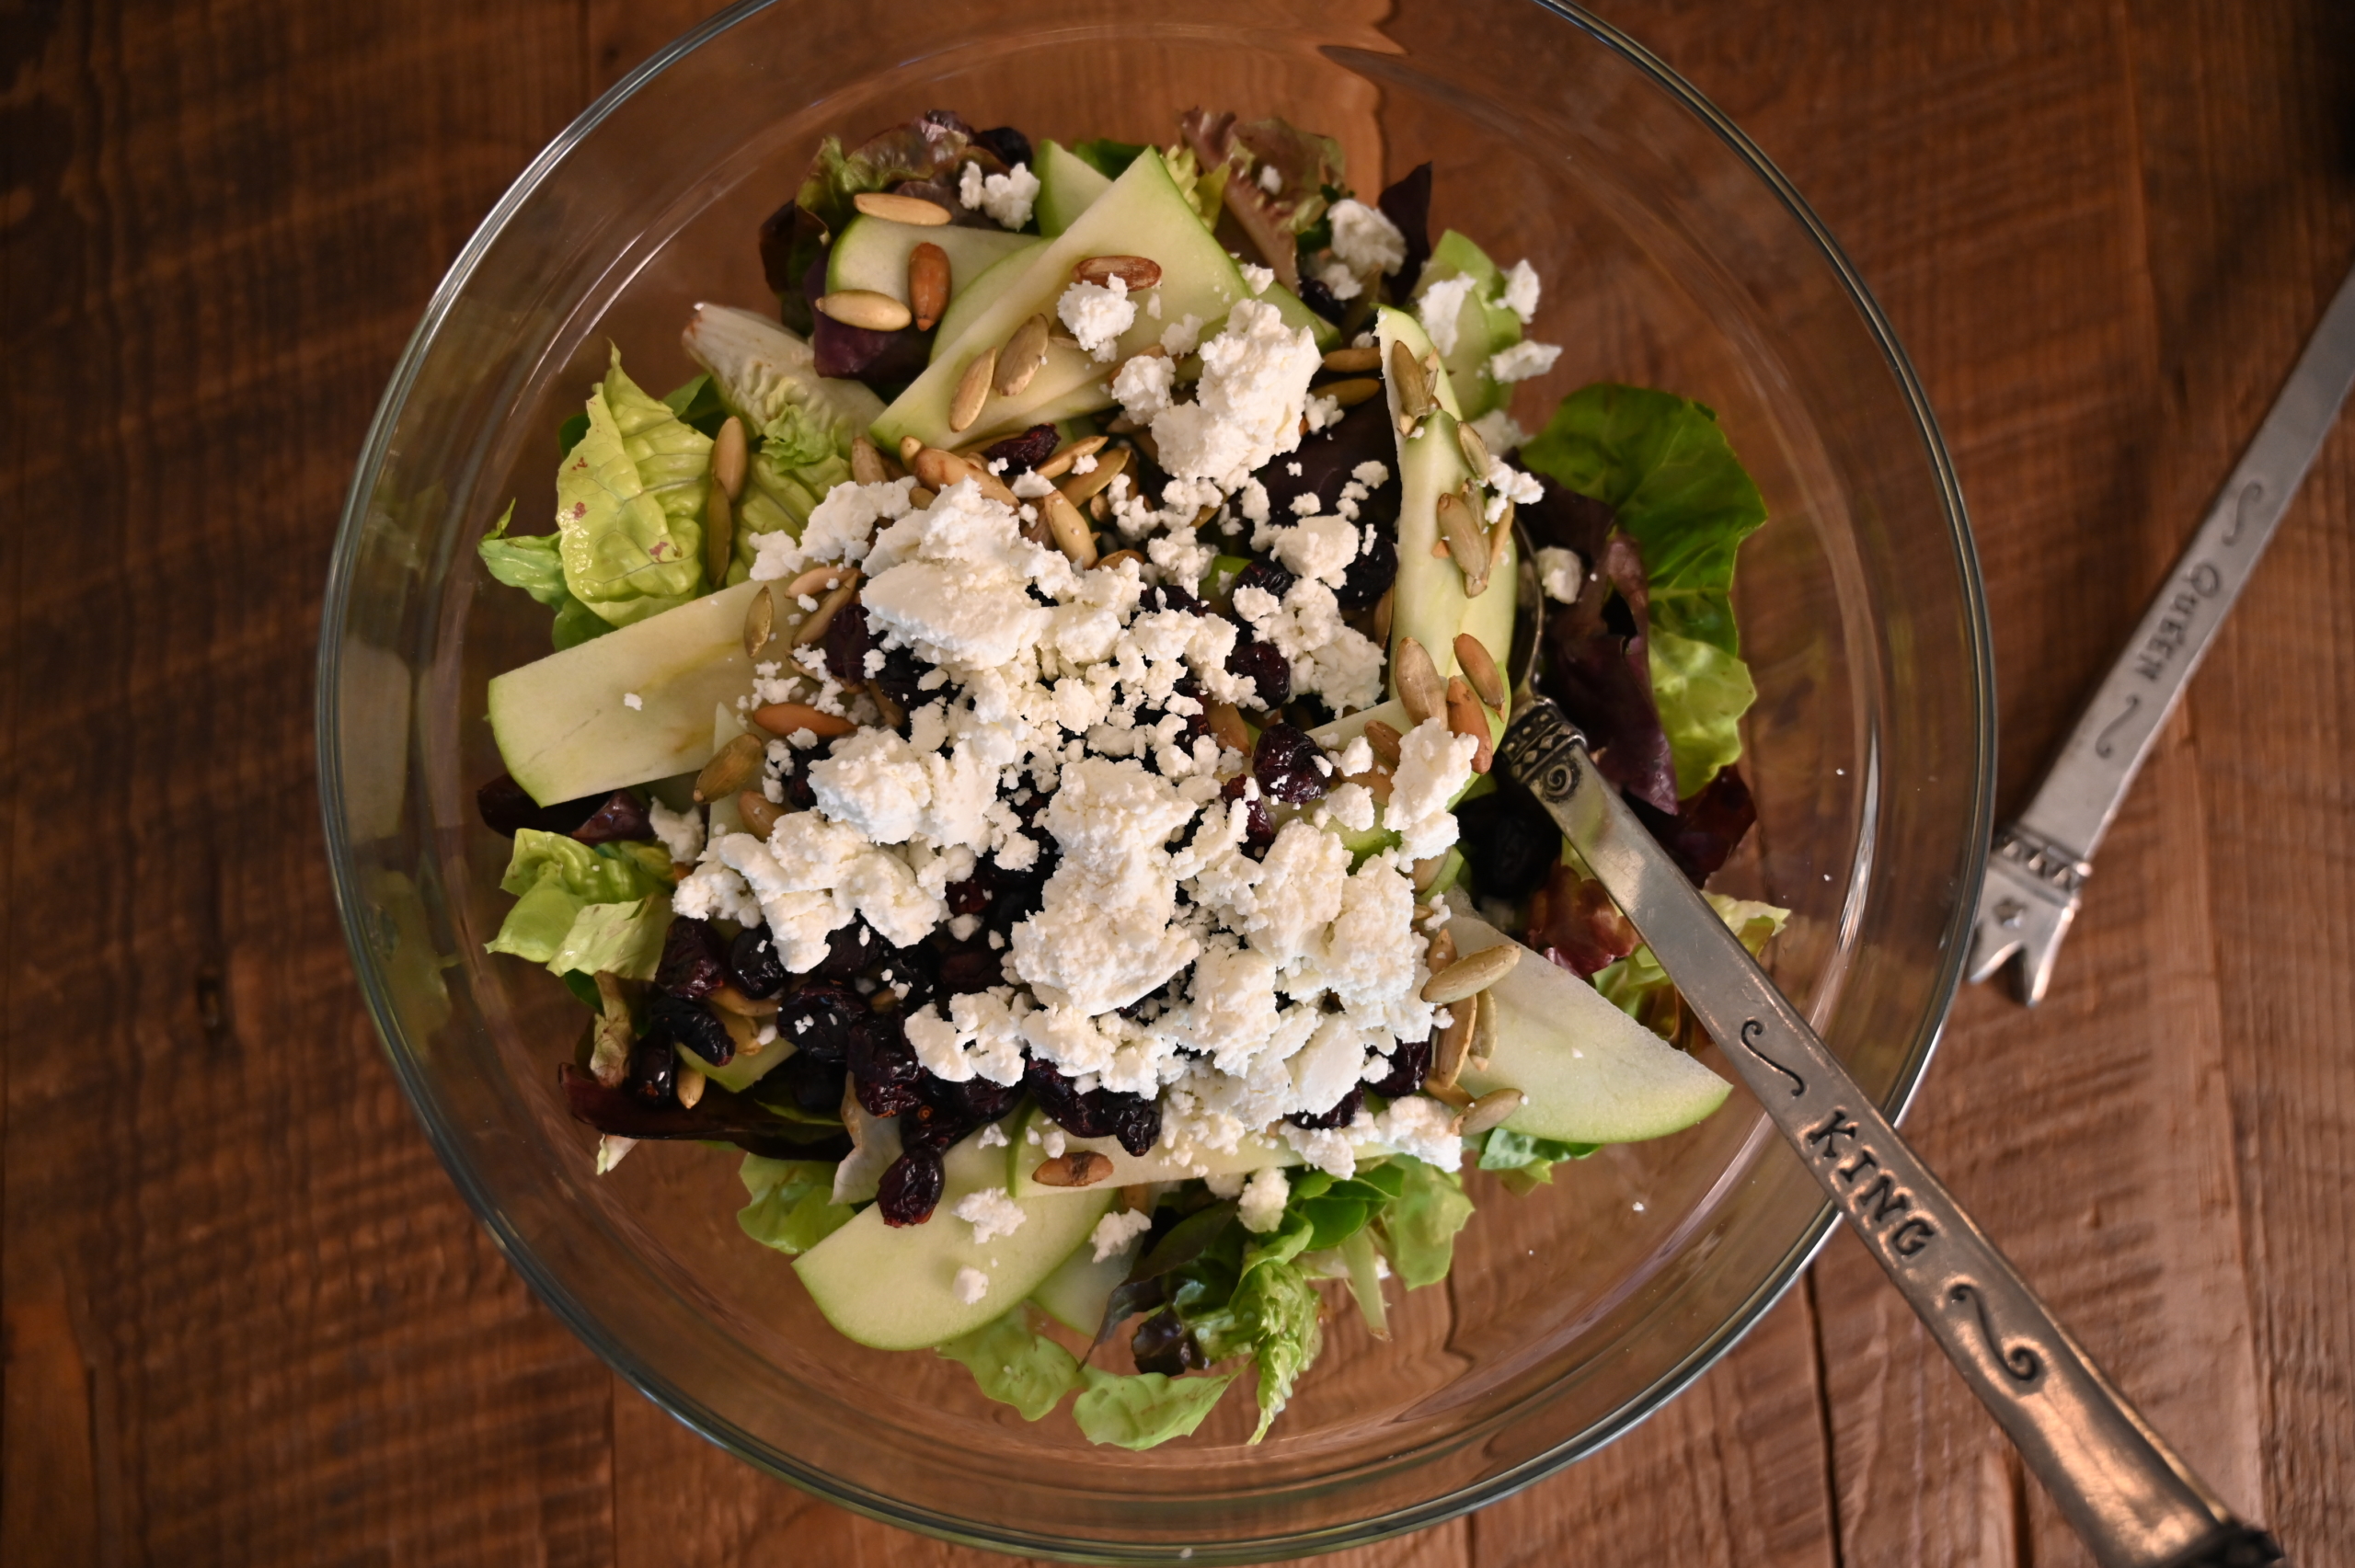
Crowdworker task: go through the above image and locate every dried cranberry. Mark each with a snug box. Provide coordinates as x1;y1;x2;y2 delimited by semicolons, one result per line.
1218;773;1275;848
777;765;817;812
1140;582;1204;616
877;1150;946;1226
1367;1036;1431;1099
1457;786;1562;900
474;773;603;838
1024;1058;1159;1154
776;980;862;1062
1296;271;1348;325
807;920;884;981
1109;1095;1161;1157
973;125;1033;170
656;918;729;999
766;1052;848;1117
946;864;1000;917
569;790;654;844
932;1072;1024;1124
873;947;939;1013
936;939;1002;995
1226;636;1292;708
982;423;1060;473
900;1096;981;1157
848;1013;923;1116
624;1035;678;1106
1231;556;1297;605
725;927;788;998
1132;1310;1207;1375
1376;162;1433;296
1254;722;1330;804
824;600;877;687
649;992;735;1068
1334;525;1397;610
1289;1083;1364;1130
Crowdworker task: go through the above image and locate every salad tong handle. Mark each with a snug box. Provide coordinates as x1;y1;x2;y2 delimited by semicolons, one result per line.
1969;259;2355;1003
1499;700;2286;1568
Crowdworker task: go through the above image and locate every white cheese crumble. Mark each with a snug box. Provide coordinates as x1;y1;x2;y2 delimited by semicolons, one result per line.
1315;259;1362;303
648;799;705;864
1112;351;1177;423
1160;312;1204;357
957;159;1040;230
1090;1207;1155;1262
951;1185;1028;1244
621;692;643;710
1258;162;1283;194
1237;1167;1291;1233
1150;299;1324;496
1468;408;1530;452
1239;262;1275;295
1057;276;1135;362
1387;717;1480;861
952;1265;990;1305
1484;456;1545;523
1537;546;1586;603
1327;198;1407;277
1499;258;1542;324
1490;340;1564;383
1417;274;1477;357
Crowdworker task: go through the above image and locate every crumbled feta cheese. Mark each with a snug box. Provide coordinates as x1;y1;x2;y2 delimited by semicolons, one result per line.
1368;1094;1464;1170
1315;258;1362;302
1483;456;1545;523
1160;312;1204;357
648;799;705;864
619;692;643;711
952;1265;990;1305
1112;351;1177;423
1011;469;1057;499
1072;452;1098;475
1334;737;1374;777
1258;162;1283;194
1090;1207;1155;1262
977;1121;1008;1149
1149;300;1322;492
1270;514;1361;586
1057;276;1135;361
1239;262;1275;295
1326;781;1376;832
958;159;1040;229
1417;274;1477;357
1387;717;1480;861
1237;1167;1291;1232
1537;546;1586;603
1468;408;1530;453
1328;198;1407;277
1499;258;1541;324
951;1185;1028;1244
1489;340;1564;383
796;475;919;568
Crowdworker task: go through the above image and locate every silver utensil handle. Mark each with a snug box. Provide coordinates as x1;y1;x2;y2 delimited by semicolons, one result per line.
1500;702;2284;1568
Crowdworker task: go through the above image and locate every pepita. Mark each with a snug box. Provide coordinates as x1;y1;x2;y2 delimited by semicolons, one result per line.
850;434;889;486
736;789;785;839
676;1064;707;1109
1345;762;1395;807
867;682;906;731
752;701;856;739
995;313;1050;396
1095;548;1144;571
709;983;781;1019
1438;489;1489;594
1425;927;1457;976
898;434;924;467
851;189;952;225
1373;587;1394;644
1428;992;1476;1092
791;574;863;647
742;584;775;658
907;241;950;330
702;477;734;587
1394;637;1445;725
1410;853;1451;893
1445;676;1494;773
1424;1078;1474;1110
949;347;996;434
1423;941;1521;1004
1453;632;1508;712
1454;419;1491;481
1033;433;1107;480
1321;344;1382;373
694;732;765;803
1204;699;1252;755
1323;376;1382;407
1074;254;1163;290
1042;489;1098;568
1361;719;1404;768
814;289;913;332
1390;339;1433;420
1470;983;1499;1070
909;485;937;509
714;415;749;499
1032;1150;1115;1188
1055;441;1129;504
1454;1086;1524;1138
784;565;854;599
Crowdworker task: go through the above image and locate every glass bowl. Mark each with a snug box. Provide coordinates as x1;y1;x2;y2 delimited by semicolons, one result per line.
318;0;1993;1558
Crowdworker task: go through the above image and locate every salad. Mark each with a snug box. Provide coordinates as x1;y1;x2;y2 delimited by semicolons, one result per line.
473;108;1784;1449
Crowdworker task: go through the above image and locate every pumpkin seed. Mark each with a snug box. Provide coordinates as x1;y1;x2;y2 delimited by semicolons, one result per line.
1030;1150;1115;1188
907;242;950;330
702;478;734;587
1453;632;1507;711
783;565;854;600
1395;637;1445;725
1033;433;1107;480
752;702;856;739
1455;1086;1523;1138
815;290;912;332
1204;699;1252;755
736;789;785;838
1487;498;1516;579
852;189;951;225
949;347;995;433
675;1064;707;1109
1074;254;1162;290
1095;548;1144;571
742;584;775;658
708;983;781;1019
713;415;748;499
1438;489;1489;594
1321;344;1382;373
898;434;924;467
1042;489;1097;567
1470;983;1499;1070
791;575;863;647
867;682;906;730
1425;926;1457;977
1428;993;1476;1092
1445;676;1495;773
1410;853;1451;894
1347;762;1396;806
1361;719;1404;768
909;485;937;509
694;733;765;803
995;314;1050;395
1390;338;1433;419
1454;419;1491;481
849;434;888;486
1423;941;1520;1004
1324;376;1382;407
1055;441;1129;504
1373;587;1394;644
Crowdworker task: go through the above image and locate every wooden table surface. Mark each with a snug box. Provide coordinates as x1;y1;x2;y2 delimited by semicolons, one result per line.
6;1;2350;1563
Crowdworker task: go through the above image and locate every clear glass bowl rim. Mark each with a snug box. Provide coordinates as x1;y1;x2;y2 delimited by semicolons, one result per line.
315;0;1995;1555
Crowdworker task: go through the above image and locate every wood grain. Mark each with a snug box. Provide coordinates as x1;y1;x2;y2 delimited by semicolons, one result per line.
4;0;2349;1564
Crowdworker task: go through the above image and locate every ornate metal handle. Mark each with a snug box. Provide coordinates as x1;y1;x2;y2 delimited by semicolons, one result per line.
1970;259;2355;1003
1499;701;2286;1568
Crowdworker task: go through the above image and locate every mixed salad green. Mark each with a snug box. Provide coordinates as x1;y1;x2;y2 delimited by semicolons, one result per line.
473;108;1784;1448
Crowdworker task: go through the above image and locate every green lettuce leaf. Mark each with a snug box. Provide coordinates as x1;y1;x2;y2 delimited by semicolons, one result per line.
1519;383;1768;657
1648;626;1760;800
936;1310;1084;1423
1593;895;1790;1031
1477;1128;1600;1191
478;501;617;649
484;830;674;977
1070;138;1149;178
1374;1158;1475;1288
1233;1260;1321;1442
554;347;711;626
1072;1368;1236;1450
661;372;731;439
736;1155;856;1254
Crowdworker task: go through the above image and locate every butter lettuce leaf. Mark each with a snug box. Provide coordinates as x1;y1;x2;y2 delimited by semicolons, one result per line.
1373;1158;1474;1288
555;347;711;625
478;501;616;650
1649;626;1760;800
936;1310;1085;1423
485;830;675;977
736;1156;857;1254
1072;1368;1236;1450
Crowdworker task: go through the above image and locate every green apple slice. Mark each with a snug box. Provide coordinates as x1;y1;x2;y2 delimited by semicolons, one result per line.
825;214;1036;308
1029;1228;1137;1335
1033;139;1112;237
795;1123;1111;1351
1006;1104;1295;1200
